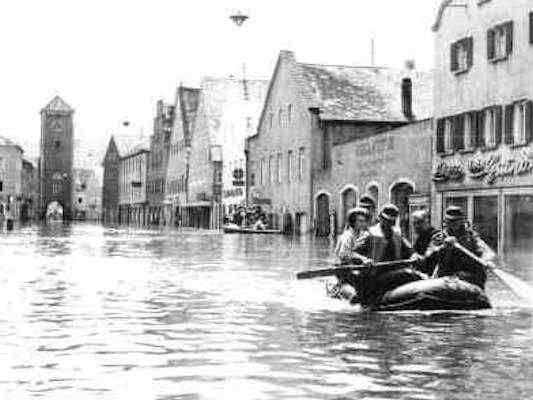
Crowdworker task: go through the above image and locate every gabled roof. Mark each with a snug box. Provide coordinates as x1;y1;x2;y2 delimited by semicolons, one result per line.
0;135;23;153
113;135;148;158
255;51;433;132
42;96;74;113
432;0;454;32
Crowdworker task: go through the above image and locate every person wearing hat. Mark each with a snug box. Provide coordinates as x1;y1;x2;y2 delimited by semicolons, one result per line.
423;205;496;289
359;194;377;224
412;210;441;255
346;203;422;307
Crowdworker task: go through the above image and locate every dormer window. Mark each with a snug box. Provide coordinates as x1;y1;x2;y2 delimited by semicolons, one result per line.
451;37;473;74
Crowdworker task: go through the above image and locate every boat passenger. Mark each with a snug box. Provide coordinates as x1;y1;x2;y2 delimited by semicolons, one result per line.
412;210;442;276
359;194;377;224
349;204;422;306
335;207;370;264
423;205;496;290
328;207;370;303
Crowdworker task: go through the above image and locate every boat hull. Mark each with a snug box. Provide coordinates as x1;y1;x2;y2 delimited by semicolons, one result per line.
375;277;491;311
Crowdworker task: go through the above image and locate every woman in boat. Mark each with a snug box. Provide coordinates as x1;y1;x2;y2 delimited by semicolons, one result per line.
328;207;371;303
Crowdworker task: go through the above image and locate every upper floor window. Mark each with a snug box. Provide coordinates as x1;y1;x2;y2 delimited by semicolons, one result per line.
268;155;274;184
298;147;305;181
0;180;3;192
287;104;292;125
277;153;282;184
451;37;473;74
484;106;502;148
287;150;293;183
505;100;533;146
488;21;513;62
260;158;265;186
278;109;283;128
269;113;274;129
444;119;453;152
530;12;533;44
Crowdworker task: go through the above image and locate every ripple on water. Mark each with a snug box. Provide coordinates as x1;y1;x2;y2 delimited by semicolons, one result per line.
0;223;532;400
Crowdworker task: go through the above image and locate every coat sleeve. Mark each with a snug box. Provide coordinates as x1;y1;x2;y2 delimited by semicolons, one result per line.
418;231;445;275
400;237;414;259
335;232;354;263
473;235;496;264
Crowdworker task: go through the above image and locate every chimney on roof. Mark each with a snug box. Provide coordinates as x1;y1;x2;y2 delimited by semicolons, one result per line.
401;77;413;121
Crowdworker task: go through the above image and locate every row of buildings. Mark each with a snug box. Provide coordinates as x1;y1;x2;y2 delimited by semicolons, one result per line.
101;0;533;271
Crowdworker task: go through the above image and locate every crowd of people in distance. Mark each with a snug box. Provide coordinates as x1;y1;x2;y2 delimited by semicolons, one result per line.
224;205;271;230
330;193;496;308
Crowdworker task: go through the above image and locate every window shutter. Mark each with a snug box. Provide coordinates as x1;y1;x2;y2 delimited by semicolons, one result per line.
450;42;458;72
504;104;514;144
530;12;533;44
453;114;465;150
506;21;514;56
487;29;495;60
526;101;533;144
467;37;474;69
476;110;486;147
436;118;445;153
469;112;477;148
495;106;503;145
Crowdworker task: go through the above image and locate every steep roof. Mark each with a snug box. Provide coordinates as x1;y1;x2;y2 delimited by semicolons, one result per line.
255;51;433;132
432;0;455;32
0;135;23;152
297;62;433;122
113;135;148;158
42;96;74;113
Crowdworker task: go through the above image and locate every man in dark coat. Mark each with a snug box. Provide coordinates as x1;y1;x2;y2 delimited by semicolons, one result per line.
349;204;421;306
359;194;377;225
423;206;496;289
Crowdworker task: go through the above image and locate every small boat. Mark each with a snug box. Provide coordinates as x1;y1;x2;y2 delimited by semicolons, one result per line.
327;267;491;312
223;224;282;235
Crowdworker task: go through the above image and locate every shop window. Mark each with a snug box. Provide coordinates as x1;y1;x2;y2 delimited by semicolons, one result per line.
451;37;473;74
473;195;499;251
488;21;513;62
504;194;533;271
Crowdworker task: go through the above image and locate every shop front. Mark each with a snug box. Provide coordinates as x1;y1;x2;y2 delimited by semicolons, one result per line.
432;147;533;275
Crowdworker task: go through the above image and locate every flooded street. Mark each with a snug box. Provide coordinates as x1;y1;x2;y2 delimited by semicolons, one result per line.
0;223;532;400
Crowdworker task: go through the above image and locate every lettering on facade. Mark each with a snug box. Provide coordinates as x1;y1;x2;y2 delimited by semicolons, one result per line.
354;136;394;158
433;149;533;185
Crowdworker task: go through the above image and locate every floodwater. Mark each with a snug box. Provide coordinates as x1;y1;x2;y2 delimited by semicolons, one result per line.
0;223;532;400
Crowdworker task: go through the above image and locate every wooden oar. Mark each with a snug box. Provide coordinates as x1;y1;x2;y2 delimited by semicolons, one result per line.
296;259;416;280
454;242;533;305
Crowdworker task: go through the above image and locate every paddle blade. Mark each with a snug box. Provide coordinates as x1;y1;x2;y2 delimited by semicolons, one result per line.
492;268;533;306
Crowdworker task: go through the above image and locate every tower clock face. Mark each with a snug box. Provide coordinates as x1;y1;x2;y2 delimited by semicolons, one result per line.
48;117;65;133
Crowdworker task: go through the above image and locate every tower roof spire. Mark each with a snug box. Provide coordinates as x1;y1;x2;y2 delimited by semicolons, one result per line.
42;96;74;114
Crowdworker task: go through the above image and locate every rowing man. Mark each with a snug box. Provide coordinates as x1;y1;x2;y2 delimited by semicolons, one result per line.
423;205;496;289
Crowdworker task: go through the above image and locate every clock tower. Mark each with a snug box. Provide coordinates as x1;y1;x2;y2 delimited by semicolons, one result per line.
39;96;74;220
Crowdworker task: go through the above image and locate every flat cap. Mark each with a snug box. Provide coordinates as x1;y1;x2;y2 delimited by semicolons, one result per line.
444;205;465;221
359;194;376;208
379;203;400;221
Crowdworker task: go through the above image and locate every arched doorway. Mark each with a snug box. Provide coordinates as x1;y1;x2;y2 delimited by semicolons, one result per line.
315;192;330;237
46;201;64;221
390;182;415;237
340;186;357;228
367;183;379;207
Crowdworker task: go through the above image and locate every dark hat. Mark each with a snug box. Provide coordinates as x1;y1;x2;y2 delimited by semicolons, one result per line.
379;203;399;221
444;205;465;221
359;194;376;208
347;207;370;221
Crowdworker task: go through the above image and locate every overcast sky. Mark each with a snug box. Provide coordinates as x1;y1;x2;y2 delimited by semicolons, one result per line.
0;0;441;159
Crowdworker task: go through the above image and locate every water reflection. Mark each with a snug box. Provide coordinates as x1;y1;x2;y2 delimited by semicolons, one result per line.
0;223;531;399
